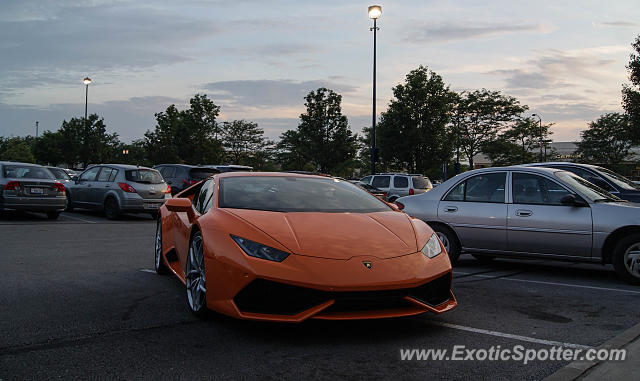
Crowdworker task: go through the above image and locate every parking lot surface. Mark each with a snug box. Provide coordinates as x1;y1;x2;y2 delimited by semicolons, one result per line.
1;211;638;380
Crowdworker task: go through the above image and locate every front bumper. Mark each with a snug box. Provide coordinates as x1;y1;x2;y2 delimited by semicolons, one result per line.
0;195;66;212
204;250;457;322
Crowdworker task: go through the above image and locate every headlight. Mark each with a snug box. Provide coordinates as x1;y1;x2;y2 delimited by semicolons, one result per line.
421;233;442;259
231;235;290;262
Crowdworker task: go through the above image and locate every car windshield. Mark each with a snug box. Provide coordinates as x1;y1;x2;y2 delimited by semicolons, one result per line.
219;176;391;213
555;171;623;202
3;165;54;180
48;168;71;180
593;166;639;191
125;169;164;184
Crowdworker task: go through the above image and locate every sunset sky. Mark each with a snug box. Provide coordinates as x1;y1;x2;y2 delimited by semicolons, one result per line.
1;0;639;143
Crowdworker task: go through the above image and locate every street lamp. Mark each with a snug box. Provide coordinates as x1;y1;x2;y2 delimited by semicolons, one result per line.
83;77;92;120
368;5;381;175
531;113;543;162
122;149;129;155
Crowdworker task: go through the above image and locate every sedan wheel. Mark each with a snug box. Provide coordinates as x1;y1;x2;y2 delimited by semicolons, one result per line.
186;231;208;315
613;233;640;284
433;225;461;265
154;219;169;275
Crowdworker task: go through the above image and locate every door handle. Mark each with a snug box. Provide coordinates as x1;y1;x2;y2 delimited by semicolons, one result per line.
515;209;533;217
444;206;458;213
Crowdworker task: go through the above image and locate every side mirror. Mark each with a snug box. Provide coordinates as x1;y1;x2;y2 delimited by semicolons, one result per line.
72;176;79;182
165;197;192;212
560;194;588;207
386;202;401;211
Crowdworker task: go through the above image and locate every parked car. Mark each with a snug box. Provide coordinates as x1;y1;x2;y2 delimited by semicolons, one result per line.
355;181;387;201
155;172;456;319
0;161;66;219
66;164;170;219
525;162;640;202
153;164;219;195
46;166;72;183
396;166;640;284
359;173;433;202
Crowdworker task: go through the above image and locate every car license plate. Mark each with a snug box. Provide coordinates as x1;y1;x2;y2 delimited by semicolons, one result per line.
30;187;43;194
144;203;160;209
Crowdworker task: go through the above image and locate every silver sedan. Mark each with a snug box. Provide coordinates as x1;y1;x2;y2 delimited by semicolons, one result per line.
397;166;640;284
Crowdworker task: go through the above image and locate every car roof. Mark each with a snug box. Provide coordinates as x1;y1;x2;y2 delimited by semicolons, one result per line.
215;171;336;180
94;164;155;170
522;162;598;169
0;161;43;167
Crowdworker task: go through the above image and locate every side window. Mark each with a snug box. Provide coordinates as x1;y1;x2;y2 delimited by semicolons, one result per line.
360;176;372;184
557;166;614;192
108;169;118;182
513;173;571;205
393;176;409;188
443;173;506;203
194;179;215;214
79;167;100;182
164;167;176;178
97;168;115;182
371;175;390;188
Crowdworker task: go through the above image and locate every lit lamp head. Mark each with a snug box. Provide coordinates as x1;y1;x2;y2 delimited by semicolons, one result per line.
368;5;382;19
83;77;92;85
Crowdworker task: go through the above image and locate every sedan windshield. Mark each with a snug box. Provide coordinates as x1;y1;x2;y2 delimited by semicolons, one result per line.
594;166;639;191
555;171;623;202
219;176;391;213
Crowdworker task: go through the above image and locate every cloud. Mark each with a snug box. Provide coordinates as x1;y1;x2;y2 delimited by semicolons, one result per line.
407;22;544;43
203;79;358;108
0;2;219;97
597;21;640;28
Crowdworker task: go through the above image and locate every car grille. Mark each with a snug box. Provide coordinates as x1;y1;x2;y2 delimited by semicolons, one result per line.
233;273;452;316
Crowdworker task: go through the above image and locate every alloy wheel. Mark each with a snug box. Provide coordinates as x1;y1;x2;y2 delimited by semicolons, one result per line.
624;243;640;279
436;232;450;253
186;232;206;312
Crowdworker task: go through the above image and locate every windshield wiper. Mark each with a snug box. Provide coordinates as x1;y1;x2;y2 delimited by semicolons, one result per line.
593;197;625;203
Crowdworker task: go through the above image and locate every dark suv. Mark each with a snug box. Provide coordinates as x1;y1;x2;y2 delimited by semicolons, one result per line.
525;162;640;203
153;164;219;195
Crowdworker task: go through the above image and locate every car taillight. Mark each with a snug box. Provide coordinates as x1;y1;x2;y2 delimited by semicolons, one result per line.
409;188;414;195
183;179;199;185
117;182;136;193
2;181;20;190
163;185;171;194
53;182;65;194
395;201;405;210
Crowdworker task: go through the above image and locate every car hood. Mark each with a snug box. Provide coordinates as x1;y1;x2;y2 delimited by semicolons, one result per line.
226;209;418;260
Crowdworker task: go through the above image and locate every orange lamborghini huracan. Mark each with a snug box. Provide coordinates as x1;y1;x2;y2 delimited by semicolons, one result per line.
154;172;457;322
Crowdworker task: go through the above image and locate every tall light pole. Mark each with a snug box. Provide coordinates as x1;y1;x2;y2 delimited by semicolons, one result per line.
368;5;381;175
83;77;92;120
531;113;543;162
35;121;39;139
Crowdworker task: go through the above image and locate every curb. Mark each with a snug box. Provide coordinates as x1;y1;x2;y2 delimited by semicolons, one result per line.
543;321;640;381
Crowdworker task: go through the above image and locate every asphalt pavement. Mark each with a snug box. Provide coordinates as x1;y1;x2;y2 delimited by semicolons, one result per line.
1;210;638;380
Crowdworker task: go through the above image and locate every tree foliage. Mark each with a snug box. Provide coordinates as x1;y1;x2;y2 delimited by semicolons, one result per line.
278;88;357;174
144;94;223;165
0;137;36;163
453;89;527;168
375;66;458;174
576;113;633;165
482;117;553;165
622;34;640;144
221;120;274;169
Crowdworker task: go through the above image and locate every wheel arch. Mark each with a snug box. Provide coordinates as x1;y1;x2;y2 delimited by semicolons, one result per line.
601;225;640;264
425;220;461;249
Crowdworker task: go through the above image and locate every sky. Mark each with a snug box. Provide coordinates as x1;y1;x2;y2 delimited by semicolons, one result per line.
0;0;639;143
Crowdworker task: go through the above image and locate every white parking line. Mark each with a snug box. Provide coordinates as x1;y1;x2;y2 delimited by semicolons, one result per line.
429;321;592;350
60;214;97;224
139;269;156;274
454;271;640;294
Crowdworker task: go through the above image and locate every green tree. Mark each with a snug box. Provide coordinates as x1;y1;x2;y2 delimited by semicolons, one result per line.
280;88;357;174
0;137;35;163
275;130;311;171
144;94;223;165
33;131;65;165
221;120;271;165
454;89;527;168
576;113;633;165
483;117;553;165
375;66;458;175
622;34;640;144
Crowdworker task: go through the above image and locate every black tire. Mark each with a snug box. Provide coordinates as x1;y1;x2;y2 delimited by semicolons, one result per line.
612;233;640;285
46;212;60;220
154;219;169;275
65;193;74;212
432;224;461;265
186;230;209;316
104;197;121;220
472;254;496;263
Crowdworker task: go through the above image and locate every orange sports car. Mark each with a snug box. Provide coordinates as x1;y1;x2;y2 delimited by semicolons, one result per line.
154;172;457;322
